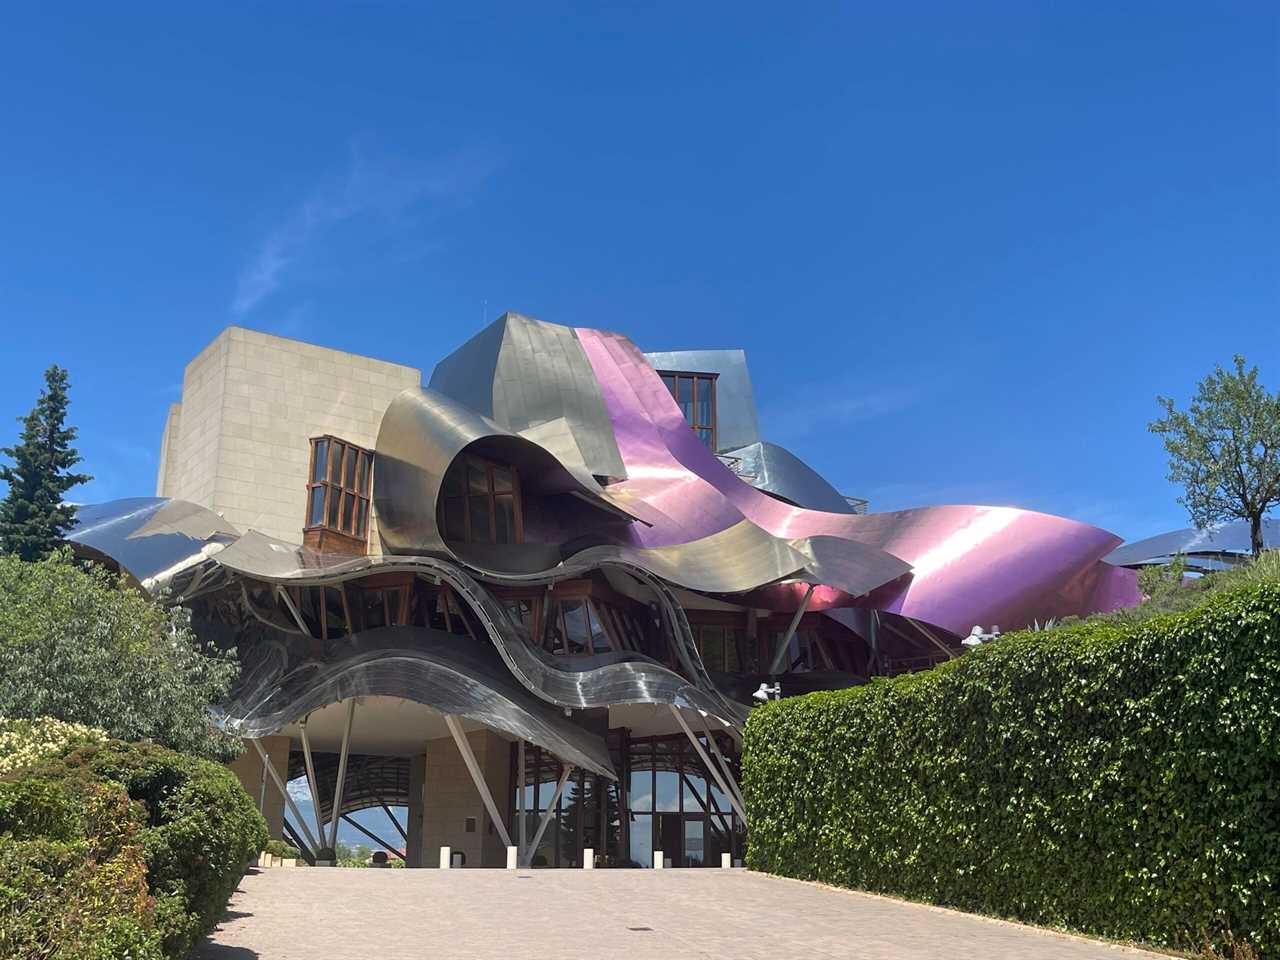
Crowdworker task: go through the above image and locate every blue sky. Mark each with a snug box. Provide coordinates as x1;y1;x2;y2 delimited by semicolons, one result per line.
1;3;1276;542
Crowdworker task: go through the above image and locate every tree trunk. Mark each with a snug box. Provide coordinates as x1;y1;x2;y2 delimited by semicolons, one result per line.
1250;511;1264;558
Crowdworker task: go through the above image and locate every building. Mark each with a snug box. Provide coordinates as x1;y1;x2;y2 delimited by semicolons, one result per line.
70;313;1141;868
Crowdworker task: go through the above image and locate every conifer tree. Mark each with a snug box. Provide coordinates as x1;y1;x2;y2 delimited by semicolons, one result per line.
0;365;92;560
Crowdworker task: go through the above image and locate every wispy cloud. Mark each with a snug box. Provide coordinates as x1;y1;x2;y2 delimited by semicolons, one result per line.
759;376;931;444
232;139;500;316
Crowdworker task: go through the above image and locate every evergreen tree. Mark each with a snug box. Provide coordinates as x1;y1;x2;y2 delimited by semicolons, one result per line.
0;365;92;560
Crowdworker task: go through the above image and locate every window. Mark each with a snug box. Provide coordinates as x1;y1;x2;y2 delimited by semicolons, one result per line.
440;455;523;544
306;437;373;541
657;371;717;450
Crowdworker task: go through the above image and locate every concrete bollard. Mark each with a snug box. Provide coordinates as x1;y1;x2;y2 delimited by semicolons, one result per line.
506;846;518;869
583;848;594;869
281;858;297;868
653;850;664;870
721;852;731;869
439;846;451;869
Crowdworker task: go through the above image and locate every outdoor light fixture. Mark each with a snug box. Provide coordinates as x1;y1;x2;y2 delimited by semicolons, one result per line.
752;682;781;702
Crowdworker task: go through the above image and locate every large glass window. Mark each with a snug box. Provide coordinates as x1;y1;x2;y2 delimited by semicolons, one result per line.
306;437;372;541
658;371;717;450
440;455;523;545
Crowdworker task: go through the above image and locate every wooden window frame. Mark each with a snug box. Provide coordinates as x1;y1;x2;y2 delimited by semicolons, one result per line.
440;455;525;545
305;436;373;544
657;370;718;451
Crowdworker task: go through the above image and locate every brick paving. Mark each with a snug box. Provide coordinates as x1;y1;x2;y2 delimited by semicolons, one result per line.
193;867;1170;960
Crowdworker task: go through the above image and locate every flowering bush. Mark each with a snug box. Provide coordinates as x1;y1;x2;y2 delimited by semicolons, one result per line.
0;716;107;776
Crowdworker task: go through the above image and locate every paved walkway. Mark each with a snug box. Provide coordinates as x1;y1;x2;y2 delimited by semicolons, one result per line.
193;867;1168;960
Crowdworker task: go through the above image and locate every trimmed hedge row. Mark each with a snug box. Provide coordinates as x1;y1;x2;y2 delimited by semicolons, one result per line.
0;738;267;958
743;580;1280;956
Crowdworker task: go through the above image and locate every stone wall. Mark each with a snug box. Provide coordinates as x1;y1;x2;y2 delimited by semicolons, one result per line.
421;730;512;868
156;326;421;547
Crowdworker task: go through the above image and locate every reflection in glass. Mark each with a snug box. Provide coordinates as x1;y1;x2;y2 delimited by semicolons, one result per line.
491;464;512;493
357;452;370;494
323;587;347;639
467;461;488;494
327;489;341;527
695;377;712;427
655;769;679;812
443;498;465;541
494;495;514;543
630;814;653;868
562;599;590;653
341;493;355;533
586;601;612;653
677;377;693;421
308;488;325;527
312;439;328;482
344;448;357;489
469;496;491;541
683;818;704;867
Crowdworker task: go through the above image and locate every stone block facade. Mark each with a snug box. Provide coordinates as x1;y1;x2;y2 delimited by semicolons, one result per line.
420;730;512;868
156;326;421;547
227;734;291;839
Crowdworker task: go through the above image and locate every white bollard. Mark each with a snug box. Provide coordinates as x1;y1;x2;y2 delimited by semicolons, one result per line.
439;846;451;869
653;850;664;870
506;846;518;869
583;848;594;869
721;852;731;869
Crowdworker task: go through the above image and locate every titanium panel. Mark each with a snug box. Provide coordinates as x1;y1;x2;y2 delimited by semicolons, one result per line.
1106;518;1280;567
721;440;856;514
577;328;1139;633
205;530;748;726
373;385;635;556
427;312;627;480
67;497;240;591
642;348;760;453
212;625;616;778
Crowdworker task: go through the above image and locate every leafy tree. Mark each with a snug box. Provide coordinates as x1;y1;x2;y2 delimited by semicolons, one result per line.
0;550;240;761
0;366;91;561
1150;355;1280;556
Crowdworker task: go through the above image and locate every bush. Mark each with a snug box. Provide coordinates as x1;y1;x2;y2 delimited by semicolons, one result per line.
0;716;107;775
743;580;1280;956
0;773;160;959
263;838;301;859
0;734;266;959
0;550;240;761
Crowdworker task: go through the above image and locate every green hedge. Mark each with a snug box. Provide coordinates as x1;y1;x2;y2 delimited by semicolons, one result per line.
743;580;1280;956
0;738;267;959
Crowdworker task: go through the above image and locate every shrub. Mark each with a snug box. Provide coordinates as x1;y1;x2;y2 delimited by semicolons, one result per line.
0;716;107;775
0;550;240;761
263;838;301;859
0;773;160;959
743;580;1280;957
1;735;266;959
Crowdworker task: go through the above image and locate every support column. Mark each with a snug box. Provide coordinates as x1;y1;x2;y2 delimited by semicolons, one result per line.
227;734;290;838
423;729;513;867
406;753;427;868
